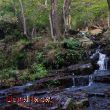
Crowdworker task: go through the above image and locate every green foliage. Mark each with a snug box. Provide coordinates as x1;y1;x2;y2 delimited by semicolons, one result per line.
0;0;17;23
0;68;16;79
0;0;107;32
71;0;108;28
45;42;61;50
62;38;81;49
54;50;65;68
35;52;44;63
19;70;30;82
19;64;48;82
23;0;49;30
54;49;84;68
30;63;47;80
52;39;85;68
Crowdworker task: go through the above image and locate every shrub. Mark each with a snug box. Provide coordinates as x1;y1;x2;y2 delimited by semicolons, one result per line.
50;39;85;68
30;63;48;80
35;52;44;63
0;68;16;79
62;38;81;49
54;50;65;68
54;49;84;69
19;70;30;82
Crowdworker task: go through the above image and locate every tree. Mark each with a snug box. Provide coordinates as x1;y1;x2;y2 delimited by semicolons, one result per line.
18;0;28;39
107;0;110;28
45;0;48;7
49;0;61;41
63;0;71;34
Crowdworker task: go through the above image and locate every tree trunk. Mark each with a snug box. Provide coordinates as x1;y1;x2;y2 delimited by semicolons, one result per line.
19;0;27;37
49;0;61;41
31;27;35;38
107;11;110;27
63;0;71;34
107;0;110;28
45;0;48;7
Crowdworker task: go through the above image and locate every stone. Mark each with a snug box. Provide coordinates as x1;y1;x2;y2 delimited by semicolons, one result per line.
93;72;110;84
67;63;94;75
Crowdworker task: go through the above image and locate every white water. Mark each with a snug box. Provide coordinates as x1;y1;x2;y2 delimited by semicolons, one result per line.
97;52;108;70
89;50;108;86
88;75;93;86
72;49;108;87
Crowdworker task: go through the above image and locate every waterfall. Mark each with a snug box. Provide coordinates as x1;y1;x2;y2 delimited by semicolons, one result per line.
90;48;108;71
88;75;93;86
97;52;108;70
89;49;108;86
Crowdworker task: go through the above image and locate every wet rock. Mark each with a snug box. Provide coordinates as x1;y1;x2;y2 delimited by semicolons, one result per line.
88;97;110;110
74;76;89;86
6;87;24;96
90;52;99;61
63;91;89;109
24;75;74;92
93;71;110;84
88;92;105;97
67;63;94;75
83;82;110;98
104;89;110;97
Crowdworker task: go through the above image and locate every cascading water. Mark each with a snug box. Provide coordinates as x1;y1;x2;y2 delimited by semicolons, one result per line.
88;75;93;86
71;47;109;87
88;49;108;86
72;73;75;87
97;52;108;70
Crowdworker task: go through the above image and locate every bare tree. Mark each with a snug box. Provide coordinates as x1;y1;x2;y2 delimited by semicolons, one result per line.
49;0;61;41
63;0;71;34
45;0;48;7
19;0;27;37
107;0;110;28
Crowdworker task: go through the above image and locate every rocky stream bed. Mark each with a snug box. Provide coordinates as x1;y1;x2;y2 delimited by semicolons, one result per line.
0;55;110;110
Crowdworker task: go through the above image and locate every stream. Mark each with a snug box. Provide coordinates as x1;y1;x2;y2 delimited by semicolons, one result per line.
0;49;110;110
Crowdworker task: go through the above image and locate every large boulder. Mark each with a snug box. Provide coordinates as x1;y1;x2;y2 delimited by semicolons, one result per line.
67;63;94;75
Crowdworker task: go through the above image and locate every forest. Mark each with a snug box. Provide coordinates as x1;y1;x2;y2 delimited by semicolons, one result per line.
0;0;110;110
